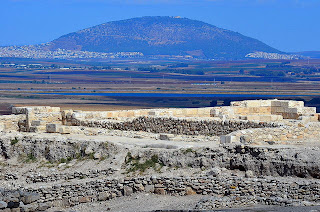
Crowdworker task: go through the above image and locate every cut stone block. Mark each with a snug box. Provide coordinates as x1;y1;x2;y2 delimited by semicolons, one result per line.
59;126;71;134
220;135;238;144
159;134;174;140
148;111;157;116
245;100;261;107
46;124;61;133
12;107;27;114
31;120;42;126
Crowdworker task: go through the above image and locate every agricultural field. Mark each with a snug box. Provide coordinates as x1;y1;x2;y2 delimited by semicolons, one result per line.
0;58;320;113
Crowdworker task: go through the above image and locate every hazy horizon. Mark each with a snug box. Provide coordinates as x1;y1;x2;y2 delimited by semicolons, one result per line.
1;0;319;52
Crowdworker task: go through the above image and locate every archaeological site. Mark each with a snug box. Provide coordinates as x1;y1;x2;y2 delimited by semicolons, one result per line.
1;99;320;211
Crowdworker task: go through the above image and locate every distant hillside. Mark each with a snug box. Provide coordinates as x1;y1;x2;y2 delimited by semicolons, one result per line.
46;16;282;60
294;51;320;59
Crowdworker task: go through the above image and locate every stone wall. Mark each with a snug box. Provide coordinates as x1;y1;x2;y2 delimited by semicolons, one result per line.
212;99;319;121
1;175;318;211
0;115;24;132
224;122;320;144
12;106;61;133
69;116;277;136
62;107;214;124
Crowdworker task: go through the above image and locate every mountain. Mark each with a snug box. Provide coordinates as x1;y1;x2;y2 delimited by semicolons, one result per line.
46;16;282;60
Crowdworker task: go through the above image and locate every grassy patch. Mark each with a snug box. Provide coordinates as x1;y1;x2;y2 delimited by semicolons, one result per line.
125;152;164;173
59;157;73;164
182;148;195;154
10;137;19;145
25;154;37;163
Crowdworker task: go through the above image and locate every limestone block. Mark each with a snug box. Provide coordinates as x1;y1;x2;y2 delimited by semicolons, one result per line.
288;101;304;108
245;100;261;107
203;108;214;117
98;192;110;201
299;115;318;123
118;111;126;117
284;107;298;114
123;186;133;196
154;188;166;195
258;107;272;114
0;201;7;209
260;100;273;107
282;112;299;119
279;101;289;108
61;109;73;117
72;113;85;120
107;111;115;118
230;101;244;107
59;126;71;134
84;112;96;119
159;134;174;140
78;196;91;203
259;115;272;122
126;111;135;117
240;135;251;144
271;106;285;114
300;107;316;115
271;115;283;121
140;110;149;116
30;106;59;114
173;109;183;116
46;124;61;133
45;113;62;122
20;192;40;204
145;185;155;193
0;123;5;132
12;107;26;114
47;107;61;113
210;108;221;117
220;107;235;116
148;111;157;116
249;107;260;114
246;115;260;121
185;187;196;195
160;110;172;116
31;120;41;126
132;110;139;117
185;108;198;116
234;107;249;115
220;135;239;144
271;100;282;107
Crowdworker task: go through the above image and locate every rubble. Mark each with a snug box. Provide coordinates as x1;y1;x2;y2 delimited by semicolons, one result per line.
0;99;319;211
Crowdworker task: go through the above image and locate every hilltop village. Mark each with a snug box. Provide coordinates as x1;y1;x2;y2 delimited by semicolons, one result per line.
0;99;320;211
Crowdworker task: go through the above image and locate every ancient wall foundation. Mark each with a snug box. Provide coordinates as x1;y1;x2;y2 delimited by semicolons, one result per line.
1;175;319;211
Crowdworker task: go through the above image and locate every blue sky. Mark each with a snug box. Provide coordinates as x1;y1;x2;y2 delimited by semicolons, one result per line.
1;0;319;52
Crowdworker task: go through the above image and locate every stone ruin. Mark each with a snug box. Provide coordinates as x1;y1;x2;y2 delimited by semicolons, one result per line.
0;99;317;145
212;99;318;122
0;99;320;211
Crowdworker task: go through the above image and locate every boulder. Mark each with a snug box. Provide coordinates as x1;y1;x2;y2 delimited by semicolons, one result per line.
97;192;110;201
0;201;7;209
144;185;155;193
20;192;40;204
123;186;133;196
46;124;60;133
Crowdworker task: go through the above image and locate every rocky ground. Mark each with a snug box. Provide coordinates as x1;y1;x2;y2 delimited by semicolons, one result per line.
1;125;320;211
49;193;320;212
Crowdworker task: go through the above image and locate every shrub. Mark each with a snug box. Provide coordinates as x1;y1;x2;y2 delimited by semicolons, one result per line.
10;137;19;145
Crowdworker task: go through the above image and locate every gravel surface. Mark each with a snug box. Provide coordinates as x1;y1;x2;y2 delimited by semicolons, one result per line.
48;193;203;212
48;193;320;212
